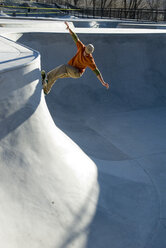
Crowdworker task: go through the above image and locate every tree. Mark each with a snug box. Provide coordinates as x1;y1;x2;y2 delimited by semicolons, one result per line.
91;0;96;9
84;0;88;8
101;0;107;9
73;0;79;6
128;0;146;9
107;0;118;8
146;0;162;9
119;0;146;18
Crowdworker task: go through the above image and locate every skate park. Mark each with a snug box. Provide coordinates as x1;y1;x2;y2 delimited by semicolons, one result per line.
0;14;166;248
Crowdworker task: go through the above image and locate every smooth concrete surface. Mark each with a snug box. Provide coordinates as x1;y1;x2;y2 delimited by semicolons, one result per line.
0;35;37;71
118;23;166;29
0;19;166;248
0;23;99;248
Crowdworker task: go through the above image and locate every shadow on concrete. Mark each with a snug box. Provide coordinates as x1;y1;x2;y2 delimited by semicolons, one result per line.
0;55;35;65
0;68;41;141
85;166;158;248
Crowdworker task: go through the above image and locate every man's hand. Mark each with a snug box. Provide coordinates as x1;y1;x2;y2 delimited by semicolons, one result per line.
102;82;109;89
65;21;70;30
97;74;109;90
65;21;78;43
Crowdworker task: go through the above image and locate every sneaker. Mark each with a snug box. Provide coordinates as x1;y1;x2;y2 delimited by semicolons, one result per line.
41;70;49;95
41;70;46;80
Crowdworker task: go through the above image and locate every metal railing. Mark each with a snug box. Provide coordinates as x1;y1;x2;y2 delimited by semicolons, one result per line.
1;3;166;22
73;8;166;22
0;4;79;18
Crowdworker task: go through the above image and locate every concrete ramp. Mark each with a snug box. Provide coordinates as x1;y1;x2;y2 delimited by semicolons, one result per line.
17;30;166;248
0;34;98;248
1;22;166;248
18;32;166;156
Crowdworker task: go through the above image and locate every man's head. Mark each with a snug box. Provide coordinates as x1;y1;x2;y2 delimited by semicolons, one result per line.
85;44;94;54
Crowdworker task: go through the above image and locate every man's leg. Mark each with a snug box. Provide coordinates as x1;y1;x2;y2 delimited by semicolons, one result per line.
65;64;81;78
44;64;81;94
45;64;67;94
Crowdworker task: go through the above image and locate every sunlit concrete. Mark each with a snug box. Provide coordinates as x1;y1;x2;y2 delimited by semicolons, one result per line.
118;22;166;29
0;24;99;248
0;18;166;248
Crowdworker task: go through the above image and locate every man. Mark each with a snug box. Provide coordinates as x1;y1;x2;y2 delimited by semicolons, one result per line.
41;21;109;95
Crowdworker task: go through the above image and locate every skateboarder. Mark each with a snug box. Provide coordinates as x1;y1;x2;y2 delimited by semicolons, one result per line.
41;21;109;95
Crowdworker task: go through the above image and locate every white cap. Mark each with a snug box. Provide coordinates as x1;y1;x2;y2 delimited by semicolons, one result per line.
85;44;94;54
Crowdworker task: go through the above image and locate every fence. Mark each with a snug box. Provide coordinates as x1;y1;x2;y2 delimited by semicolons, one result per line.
0;4;77;17
72;8;166;22
1;4;166;22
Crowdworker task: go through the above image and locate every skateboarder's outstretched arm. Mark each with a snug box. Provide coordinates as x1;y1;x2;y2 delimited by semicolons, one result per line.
93;68;109;89
65;21;79;44
97;72;109;89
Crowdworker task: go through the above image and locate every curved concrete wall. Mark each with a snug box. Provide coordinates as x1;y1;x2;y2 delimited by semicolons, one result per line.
16;30;166;248
17;32;166;111
1;23;166;248
0;32;98;248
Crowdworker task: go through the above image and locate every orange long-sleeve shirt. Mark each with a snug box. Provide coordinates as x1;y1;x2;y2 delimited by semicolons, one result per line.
68;40;97;74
